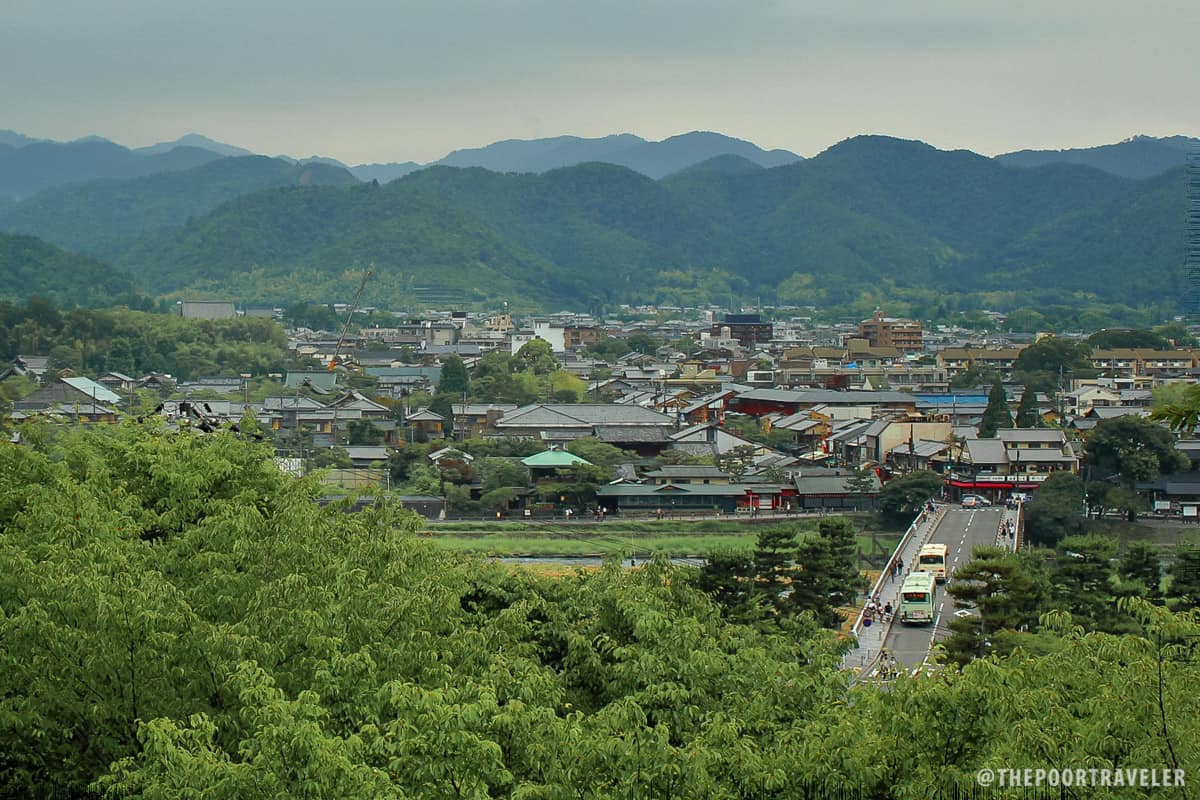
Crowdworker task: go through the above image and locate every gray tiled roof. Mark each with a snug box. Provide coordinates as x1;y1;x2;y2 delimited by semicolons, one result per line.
643;466;731;478
964;438;1007;465
737;388;917;404
596;426;672;443
498;403;673;427
794;473;879;495
996;429;1069;443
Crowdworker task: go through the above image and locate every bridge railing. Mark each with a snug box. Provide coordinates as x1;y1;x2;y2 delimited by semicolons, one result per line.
848;503;940;640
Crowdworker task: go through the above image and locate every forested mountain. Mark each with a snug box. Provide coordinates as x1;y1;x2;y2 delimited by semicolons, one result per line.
0;232;137;306
90;135;1185;312
0;156;359;259
0;129;45;148
435;131;802;178
668;153;766;178
348;161;424;183
0;139;224;200
135;133;255;157
996;134;1194;179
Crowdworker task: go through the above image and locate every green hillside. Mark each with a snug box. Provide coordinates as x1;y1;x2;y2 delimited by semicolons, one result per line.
997;135;1194;179
77;135;1191;311
0;232;137;306
0;156;359;259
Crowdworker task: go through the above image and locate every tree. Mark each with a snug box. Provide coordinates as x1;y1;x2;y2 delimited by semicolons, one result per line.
1023;472;1085;547
1167;545;1200;611
309;445;353;469
625;333;660;355
1051;534;1135;633
12;420;1200;798
345;419;385;446
436;354;470;396
1118;541;1163;601
1149;383;1200;435
949;363;1000;390
428;393;454;437
876;470;942;523
1084;416;1188;503
788;517;866;628
1012;336;1093;386
1152;321;1198;348
978;380;1012;438
944;547;1048;665
751;527;798;617
516;339;557;375
1014;387;1040;428
479;486;521;513
845;466;877;505
1087;328;1169;350
694;548;757;622
718;444;757;482
566;437;627;470
479;457;529;493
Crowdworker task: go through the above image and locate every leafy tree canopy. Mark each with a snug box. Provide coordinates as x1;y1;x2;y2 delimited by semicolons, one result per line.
4;422;1200;797
877;470;942;523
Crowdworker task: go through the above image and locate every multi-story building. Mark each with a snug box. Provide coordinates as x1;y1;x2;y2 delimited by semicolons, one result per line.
857;310;923;352
709;313;773;347
935;347;1025;380
944;429;1078;503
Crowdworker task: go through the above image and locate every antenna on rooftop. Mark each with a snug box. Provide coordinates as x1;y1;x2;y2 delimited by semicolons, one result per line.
1188;138;1200;320
328;265;373;371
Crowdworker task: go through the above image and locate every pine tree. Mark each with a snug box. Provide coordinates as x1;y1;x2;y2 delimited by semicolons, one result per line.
752;527;798;616
1168;546;1200;610
979;380;1013;437
787;517;866;628
695;548;757;622
944;546;1048;665
1015;387;1040;428
437;354;470;396
1118;541;1162;601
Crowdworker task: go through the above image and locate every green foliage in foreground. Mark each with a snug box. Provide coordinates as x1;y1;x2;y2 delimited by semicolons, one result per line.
2;422;1199;799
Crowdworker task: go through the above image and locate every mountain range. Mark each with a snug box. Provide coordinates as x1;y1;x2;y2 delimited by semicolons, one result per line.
3;127;1192;202
0;128;1192;313
0;129;802;200
995;135;1194;180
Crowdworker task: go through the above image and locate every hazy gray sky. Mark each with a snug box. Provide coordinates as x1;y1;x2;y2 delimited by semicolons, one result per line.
3;0;1196;164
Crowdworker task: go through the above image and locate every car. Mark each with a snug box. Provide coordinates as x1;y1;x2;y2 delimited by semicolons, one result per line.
961;495;987;509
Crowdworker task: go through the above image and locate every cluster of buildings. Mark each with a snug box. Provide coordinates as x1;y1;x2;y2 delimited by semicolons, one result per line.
7;304;1200;518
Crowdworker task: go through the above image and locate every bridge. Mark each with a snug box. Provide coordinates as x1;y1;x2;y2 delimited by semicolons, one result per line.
842;501;1022;680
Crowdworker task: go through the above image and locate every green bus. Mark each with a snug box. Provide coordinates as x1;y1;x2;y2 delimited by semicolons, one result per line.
899;571;937;625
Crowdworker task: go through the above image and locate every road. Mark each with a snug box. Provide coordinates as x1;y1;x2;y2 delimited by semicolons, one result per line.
882;507;1002;670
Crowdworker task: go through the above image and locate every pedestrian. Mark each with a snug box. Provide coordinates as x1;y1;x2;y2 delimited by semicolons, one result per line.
883;602;892;621
897;557;904;571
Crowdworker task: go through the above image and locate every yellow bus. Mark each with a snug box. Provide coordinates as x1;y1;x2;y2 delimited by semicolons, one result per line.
899;571;937;625
918;543;949;583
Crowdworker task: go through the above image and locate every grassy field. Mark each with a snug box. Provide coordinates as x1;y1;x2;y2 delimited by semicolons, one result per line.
1084;517;1200;552
429;518;813;535
422;528;900;558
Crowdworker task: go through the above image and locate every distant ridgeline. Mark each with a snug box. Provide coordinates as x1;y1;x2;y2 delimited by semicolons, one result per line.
0;131;1192;313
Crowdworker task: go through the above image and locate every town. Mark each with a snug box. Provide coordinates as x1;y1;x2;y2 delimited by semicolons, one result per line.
6;300;1198;524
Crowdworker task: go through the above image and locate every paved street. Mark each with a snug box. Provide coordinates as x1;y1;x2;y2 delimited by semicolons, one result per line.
882;507;1006;670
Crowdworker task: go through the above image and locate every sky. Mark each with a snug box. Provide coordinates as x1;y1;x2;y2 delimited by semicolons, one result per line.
3;0;1197;165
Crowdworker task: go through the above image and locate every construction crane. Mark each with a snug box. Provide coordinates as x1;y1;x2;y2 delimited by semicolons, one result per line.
328;265;373;371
